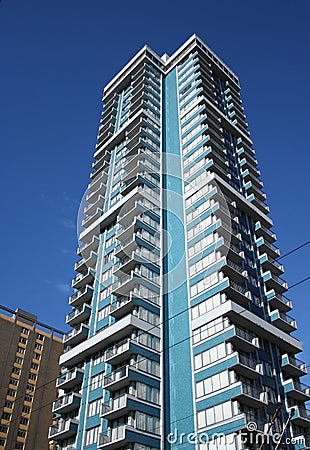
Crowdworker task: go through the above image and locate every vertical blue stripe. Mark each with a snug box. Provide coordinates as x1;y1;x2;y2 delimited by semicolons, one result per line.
162;68;195;449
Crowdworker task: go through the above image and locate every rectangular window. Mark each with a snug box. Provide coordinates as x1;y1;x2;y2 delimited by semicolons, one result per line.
84;426;99;446
17;429;26;438
9;378;19;386
89;372;104;391
17;347;25;355
21;328;30;335
7;389;16;397
87;399;101;417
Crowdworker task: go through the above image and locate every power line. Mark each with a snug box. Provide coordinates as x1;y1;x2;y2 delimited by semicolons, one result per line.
289;276;310;290
276;240;310;261
2;243;310;428
2;271;309;429
1;269;309;418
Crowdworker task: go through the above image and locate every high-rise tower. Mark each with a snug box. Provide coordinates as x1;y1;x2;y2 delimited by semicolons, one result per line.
50;35;310;450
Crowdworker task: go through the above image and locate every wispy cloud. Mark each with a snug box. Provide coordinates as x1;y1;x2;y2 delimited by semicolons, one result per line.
64;192;80;206
46;279;71;294
54;283;71;294
58;218;76;230
60;248;76;256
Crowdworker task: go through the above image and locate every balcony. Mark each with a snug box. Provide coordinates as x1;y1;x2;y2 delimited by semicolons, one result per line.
256;237;280;260
110;292;160;320
98;425;160;449
239;157;260;179
121;158;159;183
270;310;297;333
266;290;292;313
241;168;262;189
259;253;284;276
111;270;159;297
66;304;92;327
88;172;108;193
120;173;159;198
290;406;310;427
117;189;160;225
223;278;251;306
48;418;79;440
56;368;84;390
244;181;266;203
71;269;95;290
101;393;160;422
104;364;159;392
103;366;132;391
233;382;267;408
98;427;128;449
114;248;160;277
69;285;93;307
52;392;82;414
116;214;160;245
263;271;288;294
231;353;262;379
283;379;310;401
227;326;260;352
255;221;276;243
63;324;89;346
84;195;105;217
218;238;244;264
92;155;109;172
74;251;97;274
85;183;106;205
281;354;307;377
217;220;242;245
222;258;247;283
82;208;103;229
246;193;269;215
77;236;100;258
101;394;131;420
121;151;159;175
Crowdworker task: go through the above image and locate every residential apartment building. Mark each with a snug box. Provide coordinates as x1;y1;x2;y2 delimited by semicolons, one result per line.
50;35;310;450
0;306;64;450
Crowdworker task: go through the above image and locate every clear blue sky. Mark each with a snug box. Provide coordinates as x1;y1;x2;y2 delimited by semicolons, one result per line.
1;1;309;371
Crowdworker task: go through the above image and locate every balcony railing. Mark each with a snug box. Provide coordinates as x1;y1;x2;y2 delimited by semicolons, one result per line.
52;393;82;413
281;354;307;375
63;324;89;345
48;418;79;439
270;310;297;332
56;368;84;389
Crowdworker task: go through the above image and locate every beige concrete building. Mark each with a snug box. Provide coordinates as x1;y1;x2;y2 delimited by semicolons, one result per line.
0;306;64;450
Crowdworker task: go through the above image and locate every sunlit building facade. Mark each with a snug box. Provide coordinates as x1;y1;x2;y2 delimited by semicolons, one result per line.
50;35;310;450
0;306;63;450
